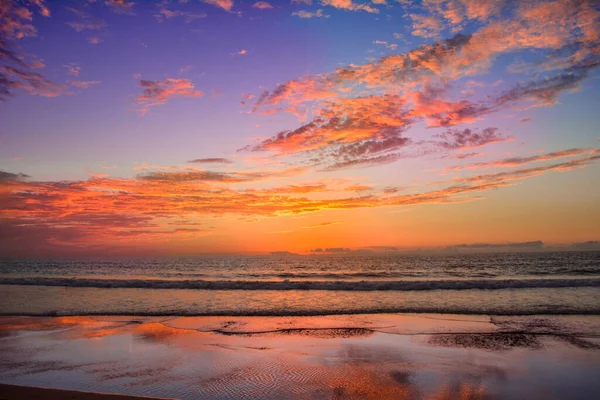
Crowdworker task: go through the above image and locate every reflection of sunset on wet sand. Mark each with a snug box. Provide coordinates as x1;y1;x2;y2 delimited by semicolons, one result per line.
1;315;600;399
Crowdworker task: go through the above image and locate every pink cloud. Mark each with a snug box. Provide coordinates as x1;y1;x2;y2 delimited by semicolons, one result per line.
201;0;234;12
134;78;204;114
252;2;273;9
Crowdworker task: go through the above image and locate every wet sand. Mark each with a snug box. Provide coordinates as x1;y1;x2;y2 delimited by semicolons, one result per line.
0;383;172;399
1;314;599;399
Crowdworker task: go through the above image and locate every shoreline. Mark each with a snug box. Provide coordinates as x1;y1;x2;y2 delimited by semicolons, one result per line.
3;310;600;317
2;313;600;337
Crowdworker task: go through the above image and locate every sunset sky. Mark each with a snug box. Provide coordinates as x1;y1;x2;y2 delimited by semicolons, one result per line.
1;0;599;257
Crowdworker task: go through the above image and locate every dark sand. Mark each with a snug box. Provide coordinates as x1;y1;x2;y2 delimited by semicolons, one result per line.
1;314;599;399
0;384;172;399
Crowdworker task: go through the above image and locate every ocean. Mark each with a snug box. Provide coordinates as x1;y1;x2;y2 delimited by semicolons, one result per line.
1;251;599;316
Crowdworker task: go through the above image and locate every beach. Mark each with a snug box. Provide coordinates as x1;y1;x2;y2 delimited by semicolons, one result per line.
1;253;599;398
1;313;600;399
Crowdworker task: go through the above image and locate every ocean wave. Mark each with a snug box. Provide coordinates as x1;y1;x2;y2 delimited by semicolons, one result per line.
2;307;600;317
1;277;599;291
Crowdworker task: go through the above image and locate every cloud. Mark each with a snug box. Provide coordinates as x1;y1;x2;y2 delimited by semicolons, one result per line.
0;0;60;99
302;221;343;228
447;148;598;171
134;78;204;114
71;80;101;89
434;128;512;150
153;3;206;23
188;158;233;164
105;0;135;14
0;0;48;40
201;0;234;12
449;241;545;250
137;166;307;183
1;66;66;97
0;170;29;182
88;36;102;44
382;186;403;194
410;13;443;38
247;1;599;171
444;152;484;160
292;9;329;18
63;64;80;76
321;153;407;171
321;0;379;13
312;247;352;253
449;153;600;186
1;146;598;255
232;49;247;56
245;94;415;170
66;19;107;32
251;0;600;141
344;184;372;192
252;2;273;9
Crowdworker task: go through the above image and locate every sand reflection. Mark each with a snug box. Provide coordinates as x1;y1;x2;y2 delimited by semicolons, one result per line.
1;315;599;399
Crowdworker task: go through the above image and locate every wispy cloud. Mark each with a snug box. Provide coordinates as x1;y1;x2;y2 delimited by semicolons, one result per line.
321;0;379;13
154;3;206;23
303;221;344;229
252;2;273;9
66;19;106;32
134;78;204;114
71;80;101;89
188;158;233;164
292;9;329;18
446;148;598;171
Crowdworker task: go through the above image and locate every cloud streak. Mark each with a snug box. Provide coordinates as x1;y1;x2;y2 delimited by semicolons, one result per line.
135;78;203;114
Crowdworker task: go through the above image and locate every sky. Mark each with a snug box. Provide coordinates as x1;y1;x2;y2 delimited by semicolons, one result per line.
0;0;599;257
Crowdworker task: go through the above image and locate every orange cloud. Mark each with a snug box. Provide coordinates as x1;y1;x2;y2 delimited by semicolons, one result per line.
321;0;379;13
2;148;597;255
410;13;443;38
302;221;344;228
105;0;135;15
201;0;234;12
252;2;273;9
344;184;372;192
134;78;204;114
